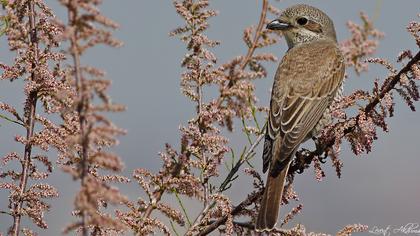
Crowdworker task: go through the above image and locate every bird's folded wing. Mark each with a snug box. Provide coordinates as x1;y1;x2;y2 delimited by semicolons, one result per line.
263;40;344;174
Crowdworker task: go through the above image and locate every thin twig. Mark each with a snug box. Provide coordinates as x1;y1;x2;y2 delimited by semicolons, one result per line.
68;1;89;235
219;133;264;192
216;0;268;109
0;114;25;127
240;0;268;70
174;190;192;227
170;220;181;236
10;1;39;235
197;69;209;207
1;210;12;216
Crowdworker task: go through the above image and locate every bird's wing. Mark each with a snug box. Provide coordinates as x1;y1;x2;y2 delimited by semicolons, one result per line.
262;40;344;175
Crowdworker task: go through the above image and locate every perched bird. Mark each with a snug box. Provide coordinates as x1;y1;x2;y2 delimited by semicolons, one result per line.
256;4;345;231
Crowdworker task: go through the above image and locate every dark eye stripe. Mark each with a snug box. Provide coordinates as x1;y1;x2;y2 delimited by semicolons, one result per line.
306;20;323;33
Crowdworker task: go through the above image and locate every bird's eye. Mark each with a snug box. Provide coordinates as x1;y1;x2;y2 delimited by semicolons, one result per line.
296;17;308;25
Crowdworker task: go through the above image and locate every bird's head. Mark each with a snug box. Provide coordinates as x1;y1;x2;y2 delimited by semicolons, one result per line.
267;4;337;48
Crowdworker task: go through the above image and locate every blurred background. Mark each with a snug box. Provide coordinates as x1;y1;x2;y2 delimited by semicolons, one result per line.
1;0;419;235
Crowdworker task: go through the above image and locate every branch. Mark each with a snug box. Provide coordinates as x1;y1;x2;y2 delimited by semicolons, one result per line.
196;189;262;236
365;51;420;112
290;50;420;174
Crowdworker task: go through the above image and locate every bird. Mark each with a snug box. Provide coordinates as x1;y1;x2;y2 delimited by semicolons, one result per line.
256;4;345;231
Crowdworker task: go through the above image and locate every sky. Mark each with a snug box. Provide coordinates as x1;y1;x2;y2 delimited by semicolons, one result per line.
0;0;419;235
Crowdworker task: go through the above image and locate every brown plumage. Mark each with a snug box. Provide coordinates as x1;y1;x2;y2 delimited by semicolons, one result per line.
256;4;345;231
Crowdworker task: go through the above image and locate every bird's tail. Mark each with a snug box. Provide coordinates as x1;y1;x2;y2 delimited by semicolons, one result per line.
256;162;290;231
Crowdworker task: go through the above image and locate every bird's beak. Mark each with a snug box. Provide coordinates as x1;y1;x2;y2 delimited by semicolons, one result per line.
266;19;291;30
